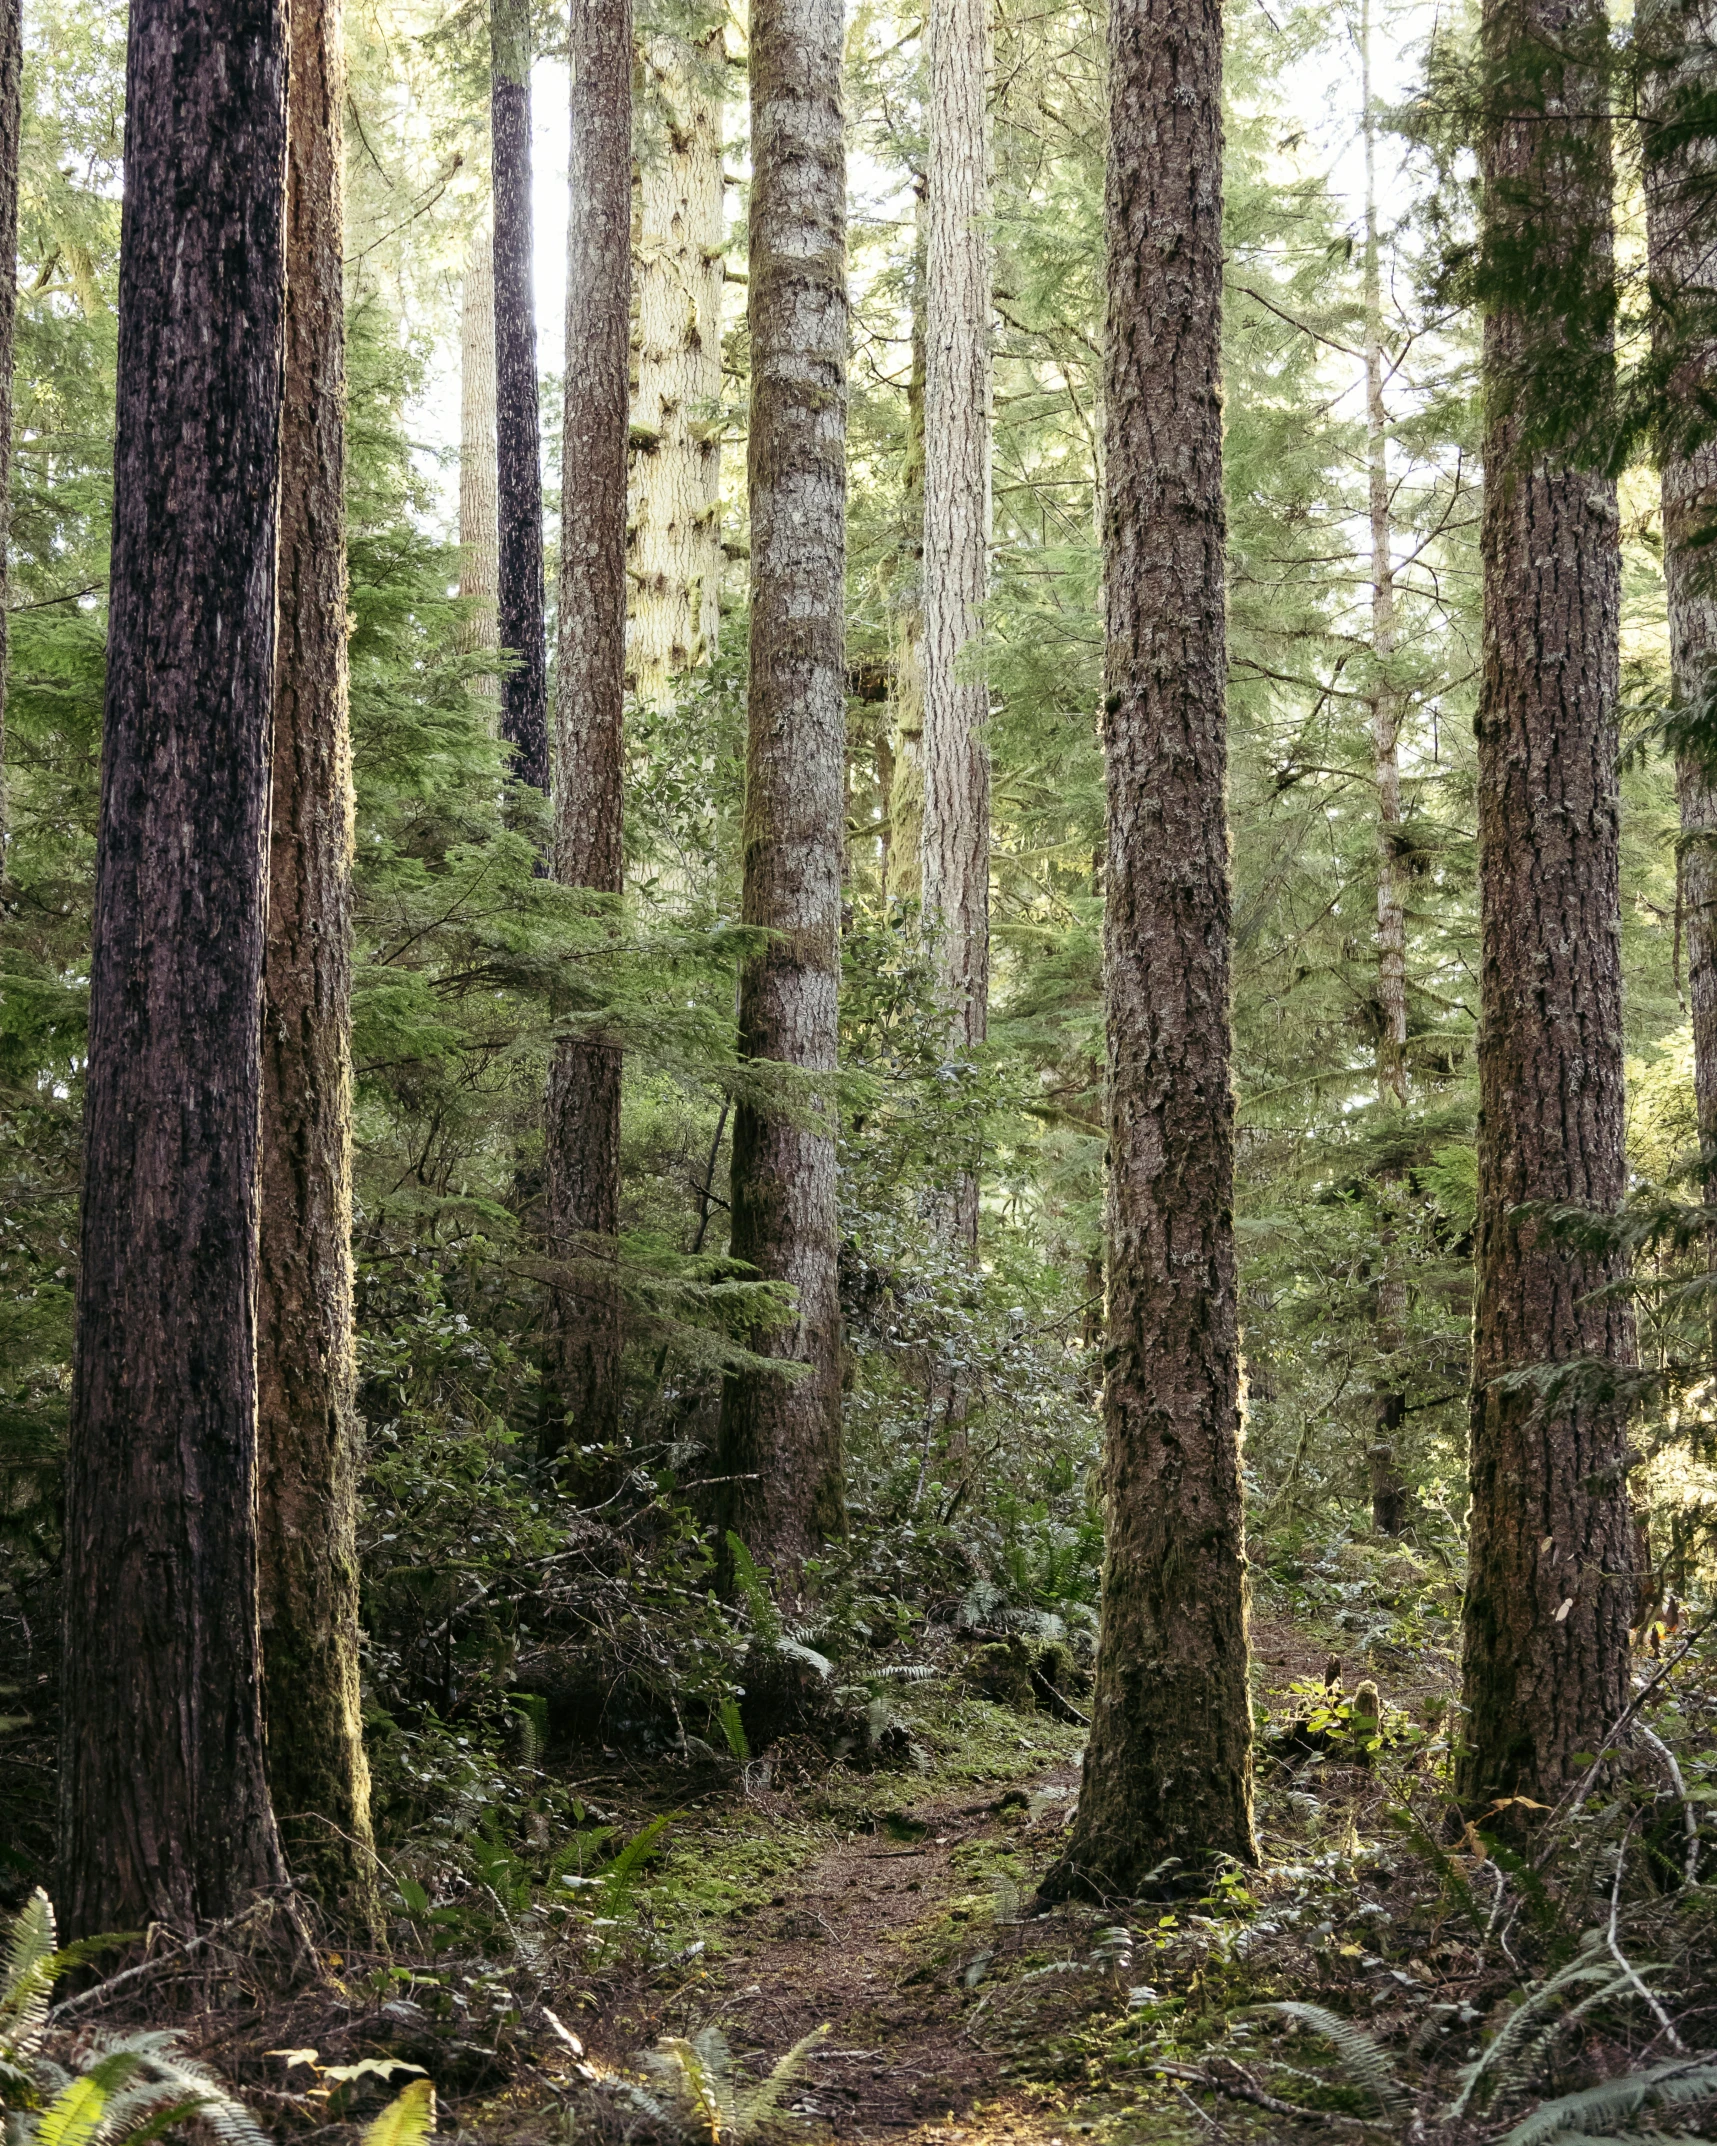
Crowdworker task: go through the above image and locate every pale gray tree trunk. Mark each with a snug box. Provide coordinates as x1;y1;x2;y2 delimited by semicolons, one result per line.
921;0;991;1250
715;0;848;1581
629;27;725;705
0;0;19;852
1362;0;1409;1537
459;222;501;708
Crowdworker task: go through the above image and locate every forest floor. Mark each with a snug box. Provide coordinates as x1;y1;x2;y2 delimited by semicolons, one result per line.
223;1575;1476;2145
125;1540;1717;2144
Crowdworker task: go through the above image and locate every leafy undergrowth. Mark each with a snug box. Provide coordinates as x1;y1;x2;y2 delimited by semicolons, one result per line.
5;1575;1716;2146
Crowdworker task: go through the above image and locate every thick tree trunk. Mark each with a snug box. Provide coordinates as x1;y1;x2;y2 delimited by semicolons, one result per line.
545;0;632;1467
0;0;19;853
256;0;379;1935
1040;0;1256;1899
628;27;724;706
1643;0;1717;1220
1362;0;1409;1533
1456;0;1636;1817
921;0;991;1252
492;0;548;789
459;222;501;708
59;0;290;1938
715;0;848;1582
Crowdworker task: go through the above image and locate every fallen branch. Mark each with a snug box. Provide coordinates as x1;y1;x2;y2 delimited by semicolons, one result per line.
1149;2057;1384;2128
47;1897;281;2023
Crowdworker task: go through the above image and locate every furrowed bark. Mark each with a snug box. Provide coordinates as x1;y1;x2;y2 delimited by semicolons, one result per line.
545;0;633;1467
1040;0;1257;1898
0;0;19;852
492;0;549;789
715;0;848;1582
628;25;725;705
60;0;291;1937
459;221;501;708
921;0;991;1250
1457;0;1636;1816
257;0;380;1935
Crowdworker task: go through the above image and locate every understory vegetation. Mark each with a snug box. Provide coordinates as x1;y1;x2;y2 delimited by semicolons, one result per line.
3;0;1717;2132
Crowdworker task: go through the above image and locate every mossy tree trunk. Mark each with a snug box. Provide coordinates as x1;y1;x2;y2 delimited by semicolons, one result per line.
545;0;633;1467
715;0;848;1584
60;0;290;1937
1040;0;1257;1901
0;0;19;853
256;0;380;1936
1456;0;1636;1817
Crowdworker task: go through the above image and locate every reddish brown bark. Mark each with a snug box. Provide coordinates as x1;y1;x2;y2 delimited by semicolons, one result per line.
715;0;849;1581
1039;0;1256;1900
60;0;290;1937
1456;0;1636;1816
545;0;633;1465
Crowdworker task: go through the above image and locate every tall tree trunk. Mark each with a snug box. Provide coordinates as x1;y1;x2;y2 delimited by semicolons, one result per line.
715;0;848;1581
0;0;19;855
492;0;548;789
1040;0;1256;1899
59;0;291;1938
256;0;379;1935
628;25;724;706
460;221;501;708
1456;0;1636;1817
545;0;632;1467
921;0;991;1251
1362;0;1409;1536
1643;0;1717;1265
885;183;927;907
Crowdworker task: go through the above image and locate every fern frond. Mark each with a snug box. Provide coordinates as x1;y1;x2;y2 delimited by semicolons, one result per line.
1445;1944;1635;2118
360;2076;437;2146
1254;2002;1406;2117
732;2025;830;2135
1499;2055;1717;2143
865;1665;933;1683
650;2035;729;2143
0;1892;58;2061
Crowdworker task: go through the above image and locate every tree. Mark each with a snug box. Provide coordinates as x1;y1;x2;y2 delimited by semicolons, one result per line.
1039;0;1257;1898
59;0;291;1936
629;20;726;707
491;0;548;789
1643;0;1717;1201
1455;0;1636;1816
0;0;20;852
715;0;849;1579
545;0;632;1464
459;221;501;709
921;0;991;1249
1361;0;1410;1538
256;0;380;1933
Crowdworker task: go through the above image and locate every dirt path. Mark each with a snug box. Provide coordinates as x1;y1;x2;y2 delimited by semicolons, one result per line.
692;1768;1084;2139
